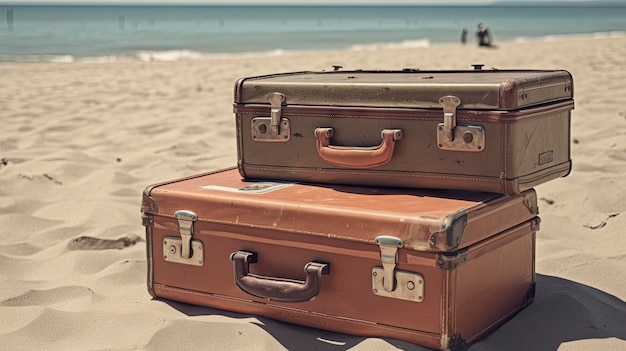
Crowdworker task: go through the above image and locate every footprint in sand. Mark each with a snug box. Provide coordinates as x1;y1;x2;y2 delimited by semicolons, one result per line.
66;234;143;251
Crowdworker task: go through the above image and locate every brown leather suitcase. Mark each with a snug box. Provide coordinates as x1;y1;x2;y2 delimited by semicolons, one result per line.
234;67;573;195
142;167;539;350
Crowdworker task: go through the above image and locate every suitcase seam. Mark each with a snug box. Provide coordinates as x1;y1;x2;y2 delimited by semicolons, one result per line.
236;100;573;122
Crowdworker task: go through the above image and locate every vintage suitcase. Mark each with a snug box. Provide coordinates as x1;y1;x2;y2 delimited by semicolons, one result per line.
234;67;573;195
142;167;539;350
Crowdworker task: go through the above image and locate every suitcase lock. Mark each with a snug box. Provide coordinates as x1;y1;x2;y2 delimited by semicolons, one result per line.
437;95;485;152
250;93;291;142
373;236;424;303
162;210;204;266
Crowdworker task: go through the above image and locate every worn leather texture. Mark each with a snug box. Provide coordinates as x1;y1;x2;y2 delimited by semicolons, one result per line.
234;69;574;195
143;168;538;350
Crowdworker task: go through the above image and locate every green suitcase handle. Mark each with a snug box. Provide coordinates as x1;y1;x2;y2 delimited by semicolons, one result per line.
230;250;329;303
315;128;403;168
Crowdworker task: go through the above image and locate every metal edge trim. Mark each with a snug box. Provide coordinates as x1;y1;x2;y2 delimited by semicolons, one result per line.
234;77;246;103
144;217;155;298
235;113;246;177
440;268;457;350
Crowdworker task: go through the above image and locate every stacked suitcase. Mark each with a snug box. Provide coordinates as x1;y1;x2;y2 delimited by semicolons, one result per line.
141;67;574;351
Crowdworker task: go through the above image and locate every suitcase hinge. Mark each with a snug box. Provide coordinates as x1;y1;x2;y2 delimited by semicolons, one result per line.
436;248;468;270
372;236;424;303
162;210;204;266
141;214;153;227
530;217;541;232
437;95;485;152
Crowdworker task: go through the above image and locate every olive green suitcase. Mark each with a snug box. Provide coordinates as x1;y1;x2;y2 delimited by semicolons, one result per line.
234;66;573;194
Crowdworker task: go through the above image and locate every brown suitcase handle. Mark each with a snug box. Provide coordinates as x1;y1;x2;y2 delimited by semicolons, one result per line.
230;250;330;303
314;128;403;168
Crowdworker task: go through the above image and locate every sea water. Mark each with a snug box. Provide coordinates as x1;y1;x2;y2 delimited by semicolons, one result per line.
0;4;625;62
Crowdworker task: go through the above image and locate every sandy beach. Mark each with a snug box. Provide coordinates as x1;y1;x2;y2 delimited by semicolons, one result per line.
1;36;625;350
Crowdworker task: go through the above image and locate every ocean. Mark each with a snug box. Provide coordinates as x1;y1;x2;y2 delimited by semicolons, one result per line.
1;4;625;63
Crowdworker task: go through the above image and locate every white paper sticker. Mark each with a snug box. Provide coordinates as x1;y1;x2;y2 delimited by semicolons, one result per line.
202;182;293;194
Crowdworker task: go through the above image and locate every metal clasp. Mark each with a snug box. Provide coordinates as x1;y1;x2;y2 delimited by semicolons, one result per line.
373;236;424;303
375;236;403;292
251;117;290;142
163;210;203;266
437;95;485;152
439;95;461;141
268;92;286;135
174;210;196;259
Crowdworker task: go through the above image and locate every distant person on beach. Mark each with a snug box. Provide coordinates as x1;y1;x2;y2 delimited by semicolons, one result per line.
476;23;494;48
461;28;468;44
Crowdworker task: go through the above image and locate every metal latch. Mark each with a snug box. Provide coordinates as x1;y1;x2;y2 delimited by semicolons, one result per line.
437;95;485;152
375;236;403;291
163;210;203;266
174;210;196;259
269;92;285;135
251;92;290;142
251;117;290;142
439;95;460;142
372;236;425;303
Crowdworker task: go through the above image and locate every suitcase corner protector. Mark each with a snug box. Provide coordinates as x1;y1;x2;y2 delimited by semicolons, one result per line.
430;211;468;251
147;284;156;299
443;333;468;351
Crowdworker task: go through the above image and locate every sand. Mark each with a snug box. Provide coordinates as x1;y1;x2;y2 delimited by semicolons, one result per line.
1;36;625;350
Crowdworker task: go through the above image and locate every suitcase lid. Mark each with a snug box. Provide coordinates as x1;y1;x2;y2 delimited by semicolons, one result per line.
234;67;573;111
143;168;539;253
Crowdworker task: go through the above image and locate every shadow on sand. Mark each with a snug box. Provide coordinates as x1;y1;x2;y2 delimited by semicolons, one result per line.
158;274;626;351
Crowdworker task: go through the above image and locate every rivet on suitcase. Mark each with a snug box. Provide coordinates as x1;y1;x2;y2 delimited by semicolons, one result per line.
142;167;539;350
234;67;573;195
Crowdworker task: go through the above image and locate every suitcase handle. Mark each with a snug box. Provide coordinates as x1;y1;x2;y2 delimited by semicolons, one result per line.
314;128;403;168
230;250;329;303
